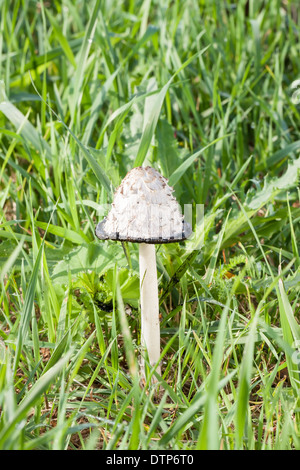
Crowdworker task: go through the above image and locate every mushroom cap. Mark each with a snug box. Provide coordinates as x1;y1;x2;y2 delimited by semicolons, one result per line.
95;166;192;244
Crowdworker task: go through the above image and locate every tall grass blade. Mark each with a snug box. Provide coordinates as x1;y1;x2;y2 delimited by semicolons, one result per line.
12;240;44;376
69;0;102;121
0;82;51;158
234;308;260;449
134;47;209;167
0;350;73;448
197;303;230;450
276;279;300;396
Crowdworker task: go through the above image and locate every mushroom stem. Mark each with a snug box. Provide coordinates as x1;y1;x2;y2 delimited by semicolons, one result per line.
139;243;161;381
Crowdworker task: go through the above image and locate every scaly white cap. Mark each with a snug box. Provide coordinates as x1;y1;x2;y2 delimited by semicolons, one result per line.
95;166;191;243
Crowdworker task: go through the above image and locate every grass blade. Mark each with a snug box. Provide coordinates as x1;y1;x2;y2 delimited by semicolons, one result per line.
69;0;102;120
0;81;51;158
45;9;76;68
197;303;230;450
0;350;73;448
168;134;232;188
12;240;44;376
134;47;209;168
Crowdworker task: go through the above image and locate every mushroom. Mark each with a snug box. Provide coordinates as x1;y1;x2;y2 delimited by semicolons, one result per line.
95;166;191;383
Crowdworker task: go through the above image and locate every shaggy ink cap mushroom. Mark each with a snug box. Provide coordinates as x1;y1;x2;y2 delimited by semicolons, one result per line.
95;166;192;244
95;166;191;384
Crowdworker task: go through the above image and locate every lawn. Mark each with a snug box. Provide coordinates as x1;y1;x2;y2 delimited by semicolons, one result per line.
0;0;299;450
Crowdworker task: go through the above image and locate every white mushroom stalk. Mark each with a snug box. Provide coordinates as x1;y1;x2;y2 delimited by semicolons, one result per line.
95;166;191;384
139;243;161;379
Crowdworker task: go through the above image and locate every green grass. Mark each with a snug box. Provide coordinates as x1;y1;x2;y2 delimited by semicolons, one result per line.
0;0;300;450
